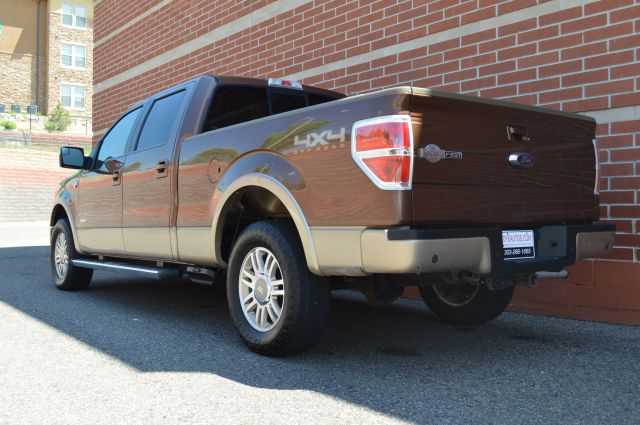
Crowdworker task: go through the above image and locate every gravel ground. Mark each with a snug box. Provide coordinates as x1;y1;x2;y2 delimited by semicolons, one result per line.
0;222;639;424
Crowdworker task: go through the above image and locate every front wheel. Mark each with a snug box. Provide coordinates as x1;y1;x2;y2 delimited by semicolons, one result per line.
226;220;330;356
418;282;514;326
50;219;93;291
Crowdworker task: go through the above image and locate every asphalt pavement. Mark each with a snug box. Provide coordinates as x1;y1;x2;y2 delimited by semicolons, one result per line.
0;222;639;424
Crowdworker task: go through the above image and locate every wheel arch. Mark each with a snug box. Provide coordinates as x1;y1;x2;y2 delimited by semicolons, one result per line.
50;195;84;254
210;173;321;275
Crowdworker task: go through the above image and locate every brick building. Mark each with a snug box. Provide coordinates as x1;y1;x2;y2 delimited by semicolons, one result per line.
0;0;93;118
93;0;640;324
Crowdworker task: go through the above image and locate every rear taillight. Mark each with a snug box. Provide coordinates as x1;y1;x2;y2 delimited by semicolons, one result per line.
593;139;600;195
351;115;413;190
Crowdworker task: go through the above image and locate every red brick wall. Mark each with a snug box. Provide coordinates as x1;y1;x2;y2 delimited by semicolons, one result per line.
94;0;640;323
0;146;75;222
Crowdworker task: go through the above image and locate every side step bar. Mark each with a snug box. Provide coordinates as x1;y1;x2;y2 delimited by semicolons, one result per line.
72;259;182;280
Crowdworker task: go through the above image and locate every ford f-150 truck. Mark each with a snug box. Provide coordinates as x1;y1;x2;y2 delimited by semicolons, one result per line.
51;75;615;355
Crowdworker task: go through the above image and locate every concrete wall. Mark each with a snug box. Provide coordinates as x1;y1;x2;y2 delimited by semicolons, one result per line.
92;0;640;323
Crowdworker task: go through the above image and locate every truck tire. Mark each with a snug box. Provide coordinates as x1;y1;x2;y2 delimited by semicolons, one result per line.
50;219;93;291
226;220;330;356
418;283;514;326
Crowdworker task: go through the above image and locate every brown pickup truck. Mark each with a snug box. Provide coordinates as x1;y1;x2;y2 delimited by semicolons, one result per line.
51;75;614;355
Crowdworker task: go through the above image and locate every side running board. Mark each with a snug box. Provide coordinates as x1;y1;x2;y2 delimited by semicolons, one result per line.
72;258;182;280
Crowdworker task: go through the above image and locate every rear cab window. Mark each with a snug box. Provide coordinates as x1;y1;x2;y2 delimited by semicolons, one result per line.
202;83;342;133
203;86;269;132
270;90;306;115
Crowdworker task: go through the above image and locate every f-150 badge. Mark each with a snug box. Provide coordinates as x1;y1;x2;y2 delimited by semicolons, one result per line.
419;144;463;164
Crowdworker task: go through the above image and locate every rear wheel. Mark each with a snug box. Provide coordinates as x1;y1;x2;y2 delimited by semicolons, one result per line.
419;281;514;326
226;220;330;356
50;219;93;291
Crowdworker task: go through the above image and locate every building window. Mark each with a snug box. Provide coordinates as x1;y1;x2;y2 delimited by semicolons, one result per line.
61;43;86;69
61;4;87;29
60;84;85;109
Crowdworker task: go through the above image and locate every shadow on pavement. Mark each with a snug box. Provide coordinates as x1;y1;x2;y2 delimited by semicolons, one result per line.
1;246;639;423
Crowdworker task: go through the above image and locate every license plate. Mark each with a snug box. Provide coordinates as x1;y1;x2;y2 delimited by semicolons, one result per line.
502;230;535;260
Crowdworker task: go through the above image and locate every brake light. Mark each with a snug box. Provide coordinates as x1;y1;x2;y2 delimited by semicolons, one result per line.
351;115;413;190
593;139;600;195
268;78;303;90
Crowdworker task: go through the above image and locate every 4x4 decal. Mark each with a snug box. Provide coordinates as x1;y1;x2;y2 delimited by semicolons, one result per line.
294;128;346;147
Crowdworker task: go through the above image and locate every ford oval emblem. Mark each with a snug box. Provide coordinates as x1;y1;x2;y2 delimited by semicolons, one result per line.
508;152;535;169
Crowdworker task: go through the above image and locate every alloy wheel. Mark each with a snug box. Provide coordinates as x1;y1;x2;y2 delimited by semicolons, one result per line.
238;247;285;332
54;232;69;279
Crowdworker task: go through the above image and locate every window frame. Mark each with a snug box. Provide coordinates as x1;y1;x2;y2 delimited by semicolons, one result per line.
61;3;88;30
60;83;86;110
60;42;87;70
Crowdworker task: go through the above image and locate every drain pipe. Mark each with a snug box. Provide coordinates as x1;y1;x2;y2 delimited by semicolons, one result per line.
35;0;41;110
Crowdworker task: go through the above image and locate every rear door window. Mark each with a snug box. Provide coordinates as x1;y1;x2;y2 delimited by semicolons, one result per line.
136;90;186;151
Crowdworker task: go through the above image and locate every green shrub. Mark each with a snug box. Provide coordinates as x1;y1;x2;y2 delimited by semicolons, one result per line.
1;120;17;130
44;120;58;131
44;104;72;132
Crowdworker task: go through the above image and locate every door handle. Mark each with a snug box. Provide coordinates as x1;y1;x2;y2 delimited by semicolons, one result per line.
155;160;168;178
111;170;121;186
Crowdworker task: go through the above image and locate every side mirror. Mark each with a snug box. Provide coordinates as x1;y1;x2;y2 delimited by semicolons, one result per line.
59;146;87;170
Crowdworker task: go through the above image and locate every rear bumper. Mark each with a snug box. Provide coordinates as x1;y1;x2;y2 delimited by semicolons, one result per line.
311;224;614;276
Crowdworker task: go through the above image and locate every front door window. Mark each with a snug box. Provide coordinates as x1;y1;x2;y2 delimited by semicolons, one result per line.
96;108;141;171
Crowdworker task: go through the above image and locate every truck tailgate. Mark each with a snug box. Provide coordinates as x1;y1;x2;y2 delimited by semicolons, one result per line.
409;89;598;225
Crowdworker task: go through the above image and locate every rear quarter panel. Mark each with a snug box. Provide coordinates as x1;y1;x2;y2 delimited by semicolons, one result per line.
176;88;415;228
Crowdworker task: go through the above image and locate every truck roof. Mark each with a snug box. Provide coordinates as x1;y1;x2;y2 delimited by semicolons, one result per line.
212;75;345;100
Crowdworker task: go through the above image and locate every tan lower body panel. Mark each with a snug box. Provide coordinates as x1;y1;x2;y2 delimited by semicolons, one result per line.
123;227;173;259
360;230;492;275
176;227;216;266
311;227;367;276
310;227;492;276
77;228;126;256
